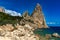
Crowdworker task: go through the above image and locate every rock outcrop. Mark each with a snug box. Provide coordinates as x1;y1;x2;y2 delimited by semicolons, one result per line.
31;3;48;28
0;24;14;31
20;3;48;29
52;33;60;38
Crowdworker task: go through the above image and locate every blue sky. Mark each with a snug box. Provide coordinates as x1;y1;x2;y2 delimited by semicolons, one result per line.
0;0;60;26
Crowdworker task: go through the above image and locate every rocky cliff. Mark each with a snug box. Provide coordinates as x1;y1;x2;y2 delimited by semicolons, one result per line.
0;3;48;40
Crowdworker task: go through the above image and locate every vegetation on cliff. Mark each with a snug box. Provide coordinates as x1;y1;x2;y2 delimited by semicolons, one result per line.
0;12;23;25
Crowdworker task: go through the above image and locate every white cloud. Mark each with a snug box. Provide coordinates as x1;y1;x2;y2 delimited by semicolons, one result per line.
4;9;21;16
47;22;56;24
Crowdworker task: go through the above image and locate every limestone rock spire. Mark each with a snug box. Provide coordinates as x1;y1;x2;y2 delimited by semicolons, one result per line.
31;3;48;28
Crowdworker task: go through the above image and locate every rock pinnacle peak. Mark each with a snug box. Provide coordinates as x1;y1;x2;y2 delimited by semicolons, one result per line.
22;11;29;17
35;3;42;11
36;3;40;7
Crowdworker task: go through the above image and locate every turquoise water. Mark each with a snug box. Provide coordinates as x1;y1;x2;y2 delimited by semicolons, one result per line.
34;27;60;40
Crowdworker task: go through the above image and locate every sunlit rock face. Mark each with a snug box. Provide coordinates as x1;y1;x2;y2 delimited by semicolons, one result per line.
31;3;48;28
0;24;14;31
0;24;39;40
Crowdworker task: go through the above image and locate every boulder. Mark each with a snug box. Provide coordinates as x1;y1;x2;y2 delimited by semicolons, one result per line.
52;33;60;38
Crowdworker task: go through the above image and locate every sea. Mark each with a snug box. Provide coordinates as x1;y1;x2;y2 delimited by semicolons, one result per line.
34;27;60;40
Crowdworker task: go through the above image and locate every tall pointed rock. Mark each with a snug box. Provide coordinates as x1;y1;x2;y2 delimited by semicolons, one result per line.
31;3;48;28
